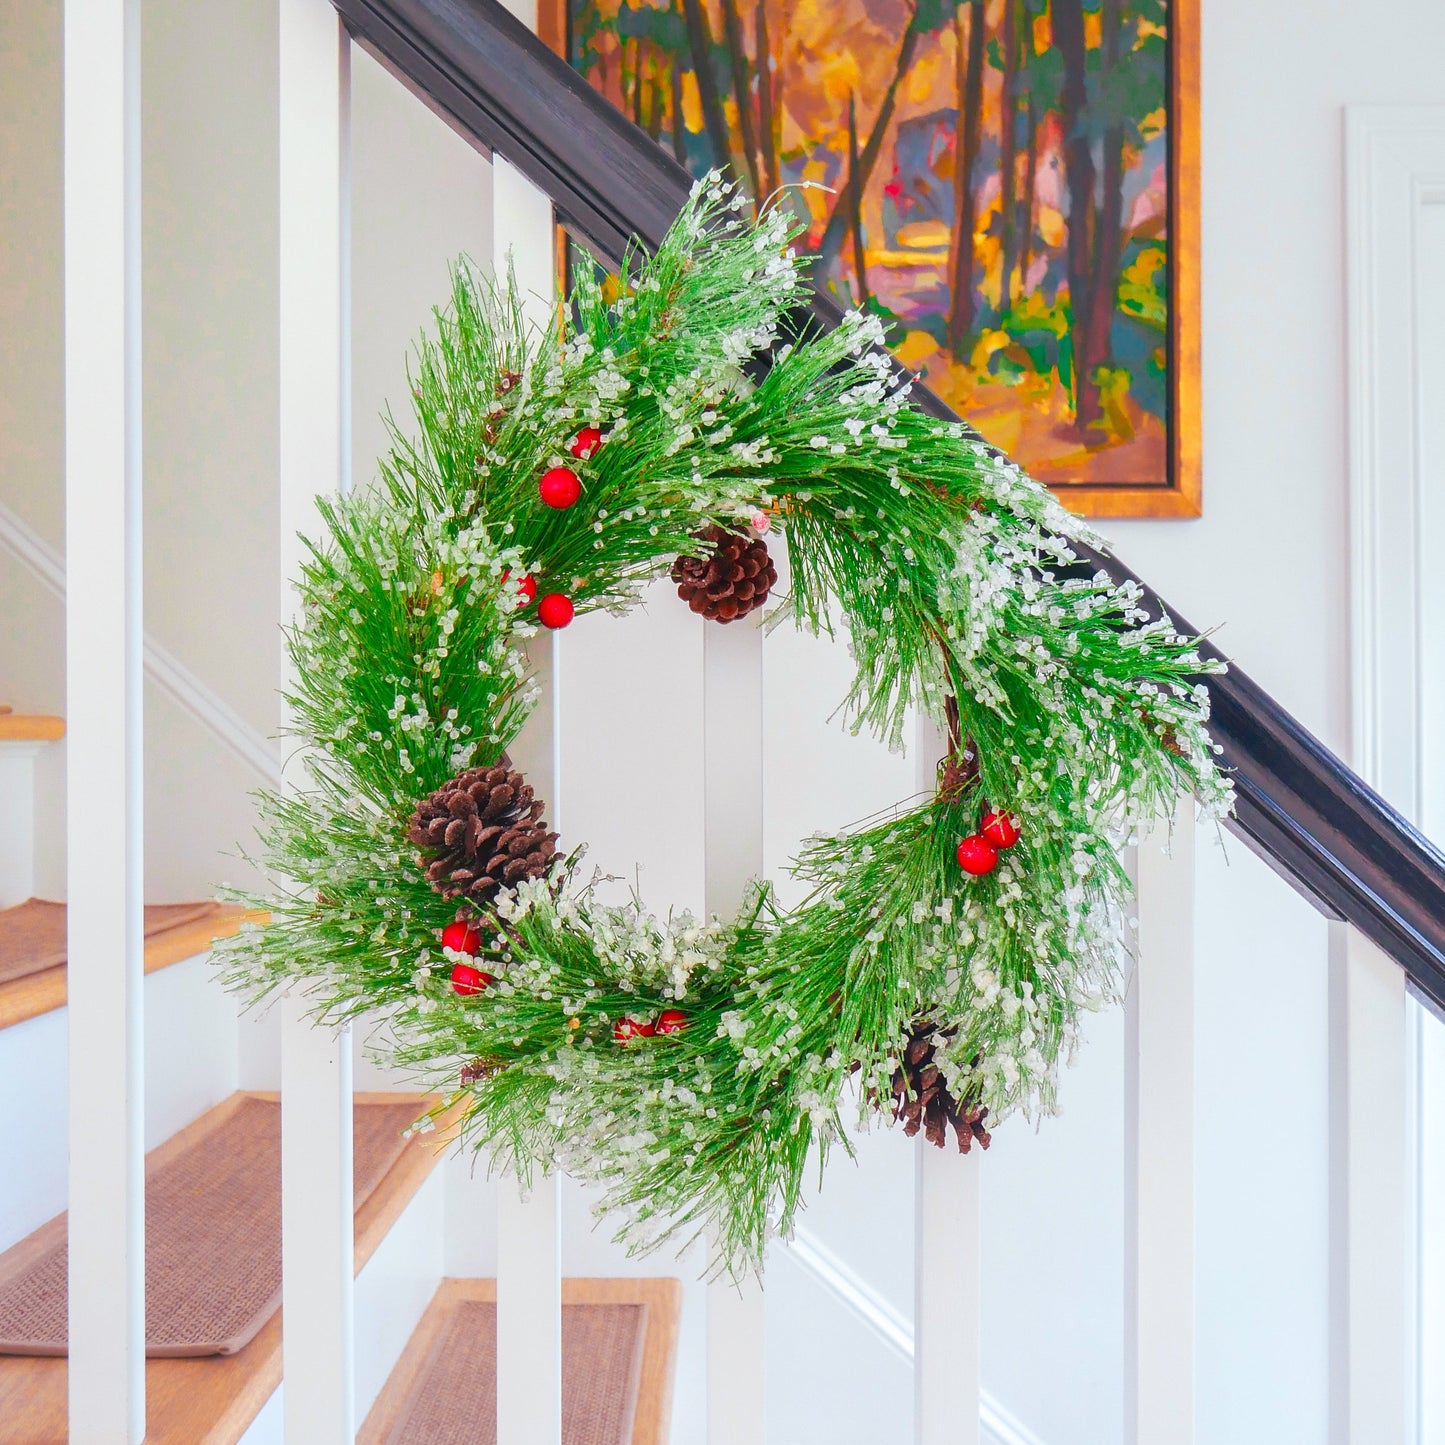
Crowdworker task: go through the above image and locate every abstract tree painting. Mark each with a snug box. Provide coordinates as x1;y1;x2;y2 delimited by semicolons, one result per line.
554;0;1201;517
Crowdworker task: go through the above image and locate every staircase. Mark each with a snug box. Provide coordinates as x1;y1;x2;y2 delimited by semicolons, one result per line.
0;709;459;1442
3;2;1444;1443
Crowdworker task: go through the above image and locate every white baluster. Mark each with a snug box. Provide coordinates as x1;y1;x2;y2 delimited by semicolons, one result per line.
1334;922;1408;1442
64;0;144;1438
278;3;354;1438
914;1146;981;1445
912;717;981;1445
496;617;562;1445
1126;807;1196;1444
492;133;564;1444
704;614;767;1442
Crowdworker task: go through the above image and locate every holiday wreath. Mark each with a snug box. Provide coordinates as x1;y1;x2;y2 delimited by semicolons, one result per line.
218;176;1231;1274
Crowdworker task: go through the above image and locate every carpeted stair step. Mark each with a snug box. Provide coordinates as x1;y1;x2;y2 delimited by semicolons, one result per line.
0;1091;444;1444
0;896;261;1031
0;714;64;742
359;1278;683;1445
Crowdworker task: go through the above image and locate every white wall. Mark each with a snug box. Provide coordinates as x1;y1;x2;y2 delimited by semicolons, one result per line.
0;0;280;899
1102;8;1445;1440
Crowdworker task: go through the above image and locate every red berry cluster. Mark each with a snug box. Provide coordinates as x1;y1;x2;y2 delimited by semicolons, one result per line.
956;810;1022;877
442;918;495;996
525;429;606;631
614;1008;688;1043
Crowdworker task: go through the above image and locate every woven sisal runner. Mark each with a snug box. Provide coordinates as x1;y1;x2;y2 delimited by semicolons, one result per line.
0;897;226;988
373;1297;647;1445
0;1094;422;1357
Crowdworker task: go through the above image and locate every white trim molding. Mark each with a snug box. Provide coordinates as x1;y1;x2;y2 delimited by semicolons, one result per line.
1345;105;1445;818
783;1224;1047;1445
1343;104;1445;1445
0;497;283;788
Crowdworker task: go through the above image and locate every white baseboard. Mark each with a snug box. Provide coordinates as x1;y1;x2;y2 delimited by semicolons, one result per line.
782;1224;1048;1445
0;498;282;787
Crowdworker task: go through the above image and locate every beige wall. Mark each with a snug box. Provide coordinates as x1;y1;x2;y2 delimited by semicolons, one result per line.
350;45;492;495
0;7;490;897
0;2;64;552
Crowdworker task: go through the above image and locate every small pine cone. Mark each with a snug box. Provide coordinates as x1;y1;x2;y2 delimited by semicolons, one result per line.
407;757;560;907
459;1057;499;1087
889;1021;991;1154
670;525;777;624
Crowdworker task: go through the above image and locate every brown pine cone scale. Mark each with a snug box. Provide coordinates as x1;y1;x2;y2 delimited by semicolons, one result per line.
889;1021;991;1153
670;525;777;624
408;757;560;907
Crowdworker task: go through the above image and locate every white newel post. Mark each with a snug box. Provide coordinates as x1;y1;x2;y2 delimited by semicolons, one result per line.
64;1;145;1438
1126;807;1196;1444
704;617;767;1442
913;719;981;1445
492;123;565;1441
279;4;355;1439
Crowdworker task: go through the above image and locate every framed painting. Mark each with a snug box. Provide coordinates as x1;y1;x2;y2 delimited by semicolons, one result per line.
547;0;1200;518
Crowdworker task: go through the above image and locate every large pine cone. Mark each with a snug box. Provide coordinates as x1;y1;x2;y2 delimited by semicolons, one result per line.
407;758;560;907
889;1021;991;1153
670;526;777;623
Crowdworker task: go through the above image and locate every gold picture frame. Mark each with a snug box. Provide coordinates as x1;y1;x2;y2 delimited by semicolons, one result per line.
547;0;1201;519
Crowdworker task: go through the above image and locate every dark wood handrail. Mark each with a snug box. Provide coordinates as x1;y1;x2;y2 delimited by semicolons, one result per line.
333;0;1445;1014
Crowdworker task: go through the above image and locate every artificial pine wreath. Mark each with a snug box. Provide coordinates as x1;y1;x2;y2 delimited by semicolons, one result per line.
217;175;1231;1275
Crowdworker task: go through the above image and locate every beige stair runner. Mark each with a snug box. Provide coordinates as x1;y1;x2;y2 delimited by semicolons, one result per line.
0;1092;445;1445
0;898;223;988
0;1093;423;1356
360;1278;682;1445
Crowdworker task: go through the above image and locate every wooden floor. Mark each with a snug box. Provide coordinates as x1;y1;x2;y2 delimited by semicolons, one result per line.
0;1093;446;1445
359;1277;684;1445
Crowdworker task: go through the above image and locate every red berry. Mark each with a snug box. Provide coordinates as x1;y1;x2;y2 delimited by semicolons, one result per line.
636;1019;656;1037
955;835;1000;876
614;1016;644;1043
450;962;493;996
501;570;537;606
537;592;574;629
654;1009;688;1036
980;810;1021;849
569;426;603;460
441;920;481;954
538;465;581;509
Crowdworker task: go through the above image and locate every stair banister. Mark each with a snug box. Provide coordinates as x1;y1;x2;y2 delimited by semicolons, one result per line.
63;0;147;1438
330;0;1445;1018
278;2;358;1438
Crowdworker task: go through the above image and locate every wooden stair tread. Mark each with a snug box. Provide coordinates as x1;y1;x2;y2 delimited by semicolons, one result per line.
0;714;64;743
0;903;264;1032
0;1091;449;1445
359;1277;683;1445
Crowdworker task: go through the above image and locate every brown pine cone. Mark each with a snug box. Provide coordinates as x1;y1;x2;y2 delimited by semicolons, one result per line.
670;526;777;623
407;757;560;907
889;1021;991;1153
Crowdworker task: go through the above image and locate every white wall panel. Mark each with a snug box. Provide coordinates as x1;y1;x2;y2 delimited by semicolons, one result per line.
1195;835;1329;1445
559;585;707;913
982;1003;1126;1445
353;1167;445;1422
